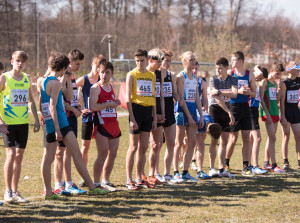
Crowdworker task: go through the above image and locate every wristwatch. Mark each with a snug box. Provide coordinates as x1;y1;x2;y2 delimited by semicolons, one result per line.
217;90;222;95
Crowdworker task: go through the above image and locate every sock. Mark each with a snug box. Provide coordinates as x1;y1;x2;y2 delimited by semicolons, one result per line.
136;178;142;184
264;161;269;166
127;179;132;184
284;159;289;164
225;159;230;167
243;161;249;170
66;181;73;188
272;163;277;169
94;182;100;187
219;168;224;173
182;170;188;176
102;180;108;185
54;181;62;190
174;171;179;176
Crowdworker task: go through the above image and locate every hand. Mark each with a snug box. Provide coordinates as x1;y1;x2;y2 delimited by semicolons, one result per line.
188;116;196;127
114;99;121;105
108;101;120;108
129;120;138;131
157;114;166;123
281;117;289;127
198;116;204;129
73;108;82;118
0;123;9;134
228;112;235;125
210;88;219;96
266;115;273;124
33;120;40;133
178;99;184;107
82;108;90;114
56;130;63;141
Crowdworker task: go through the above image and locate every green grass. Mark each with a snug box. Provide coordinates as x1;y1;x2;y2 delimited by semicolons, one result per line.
0;114;299;222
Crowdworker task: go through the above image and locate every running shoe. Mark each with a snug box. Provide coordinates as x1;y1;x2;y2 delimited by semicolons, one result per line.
4;190;13;203
126;181;138;190
163;174;173;181
196;170;212;179
54;186;71;196
271;166;286;173
191;162;198;171
155;174;164;182
224;164;230;171
12;191;29;203
136;180;155;189
181;172;198;182
171;173;184;183
218;170;236;178
209;168;219;177
252;166;268;175
0;202;3;205
65;183;87;195
78;179;87;187
263;163;272;170
242;168;255;177
147;175;163;185
283;163;290;171
101;182;117;192
141;176;156;187
89;186;110;195
45;193;67;201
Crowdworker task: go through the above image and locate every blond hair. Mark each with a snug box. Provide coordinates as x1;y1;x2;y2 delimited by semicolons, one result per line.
92;54;106;66
180;51;194;63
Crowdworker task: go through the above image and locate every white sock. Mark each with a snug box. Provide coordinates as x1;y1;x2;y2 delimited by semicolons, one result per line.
101;180;108;185
55;182;62;190
66;181;73;188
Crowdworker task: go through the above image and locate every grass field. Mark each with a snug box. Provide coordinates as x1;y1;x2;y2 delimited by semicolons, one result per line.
0;114;299;222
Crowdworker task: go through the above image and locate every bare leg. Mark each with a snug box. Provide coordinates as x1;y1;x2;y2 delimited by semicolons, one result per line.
94;132;109;183
195;132;206;171
264;122;278;164
250;129;261;167
81;139;91;166
102;137;119;182
136;131;150;180
173;125;186;172
11;148;24;192
163;124;176;175
54;147;65;185
241;130;251;163
4;147;16;191
218;132;229;169
64;148;72;182
291;123;300;161
182;126;197;171
126;133;139;181
281;122;290;160
149;126;163;176
209;138;218;169
226;132;239;160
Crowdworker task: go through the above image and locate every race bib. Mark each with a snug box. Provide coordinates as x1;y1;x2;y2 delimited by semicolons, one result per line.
155;82;160;97
41;102;52;121
238;80;248;89
220;89;230;103
162;82;172;97
136;80;153;96
100;107;117;118
70;89;79;107
185;88;196;102
287;90;299;103
269;87;277;100
11;89;28;107
255;88;261;102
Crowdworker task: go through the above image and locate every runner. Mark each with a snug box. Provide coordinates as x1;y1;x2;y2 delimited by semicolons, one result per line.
259;62;285;173
280;61;300;171
125;49;156;189
89;61;121;191
173;51;204;182
208;57;237;177
0;51;40;203
225;51;256;176
40;52;109;200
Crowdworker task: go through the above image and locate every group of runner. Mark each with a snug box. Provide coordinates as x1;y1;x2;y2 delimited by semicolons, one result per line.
0;48;299;203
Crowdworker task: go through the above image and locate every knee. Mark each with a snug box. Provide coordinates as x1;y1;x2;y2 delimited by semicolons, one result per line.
15;152;24;164
128;145;138;154
151;142;161;152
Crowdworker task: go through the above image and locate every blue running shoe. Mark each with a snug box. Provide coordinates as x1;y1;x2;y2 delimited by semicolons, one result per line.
65;184;87;195
196;170;212;179
54;186;71;196
171;173;185;183
181;172;198;182
252;166;268;175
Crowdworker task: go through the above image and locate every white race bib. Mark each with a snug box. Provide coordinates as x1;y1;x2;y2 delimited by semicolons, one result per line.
287;90;299;103
269;87;277;100
155;82;160;97
100;107;117;118
220;89;230;103
41;102;52;121
136;80;153;96
162;82;172;97
70;89;79;107
255;88;261;102
11;89;28;107
185;88;196;102
238;80;248;89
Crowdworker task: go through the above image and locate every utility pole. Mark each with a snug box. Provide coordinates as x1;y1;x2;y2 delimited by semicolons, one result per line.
101;34;112;62
35;0;40;70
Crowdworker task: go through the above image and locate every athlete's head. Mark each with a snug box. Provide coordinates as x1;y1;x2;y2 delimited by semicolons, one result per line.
207;123;222;139
91;54;106;75
286;61;300;77
231;51;244;68
11;51;28;71
270;61;284;80
202;71;209;79
162;49;173;70
253;65;268;81
193;61;199;75
215;57;229;77
48;52;70;73
134;49;148;71
68;49;84;72
100;61;114;82
180;51;195;70
148;48;164;70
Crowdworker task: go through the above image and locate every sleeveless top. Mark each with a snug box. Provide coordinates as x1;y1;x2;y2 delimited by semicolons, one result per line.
82;74;99;123
65;78;79;118
283;77;300;109
175;71;197;115
230;69;250;104
0;72;30;124
249;87;261;108
130;68;155;106
260;79;279;120
41;76;69;133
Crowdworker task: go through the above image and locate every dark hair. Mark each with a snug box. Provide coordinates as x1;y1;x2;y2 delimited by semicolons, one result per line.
232;51;244;62
260;67;268;78
0;62;4;71
68;49;84;61
271;61;285;72
208;123;222;139
162;49;173;57
100;61;114;72
48;52;70;72
134;49;148;58
12;51;29;62
216;57;229;67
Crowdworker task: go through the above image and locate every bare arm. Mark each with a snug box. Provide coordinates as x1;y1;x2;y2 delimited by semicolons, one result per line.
60;74;73;101
259;79;272;123
76;76;85;88
28;75;40;132
126;73;138;131
279;82;288;126
201;80;208;112
249;72;257;98
195;82;204;128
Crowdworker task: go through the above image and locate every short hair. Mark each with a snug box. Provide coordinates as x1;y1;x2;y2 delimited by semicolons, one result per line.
180;51;194;63
148;48;164;61
100;61;114;72
68;49;84;61
0;62;4;71
216;57;229;67
134;49;148;58
271;61;284;72
260;67;268;78
92;54;106;67
232;51;244;63
12;51;28;62
208;123;222;139
162;49;173;57
48;52;70;72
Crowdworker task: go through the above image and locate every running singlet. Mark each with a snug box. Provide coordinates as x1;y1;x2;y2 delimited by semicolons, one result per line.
230;69;250;104
175;71;197;114
41;76;69;134
130;68;155;107
284;77;300;107
82;75;100;123
249;87;261;108
260;79;279;122
0;72;30;124
94;83;120;138
66;78;79;117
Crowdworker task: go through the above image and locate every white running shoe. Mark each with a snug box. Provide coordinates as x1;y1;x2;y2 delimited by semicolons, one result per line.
209;168;219;177
163;174;173;181
13;191;28;203
155;174;165;182
218;170;236;178
4;190;13;203
191;162;198;171
101;182;117;192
